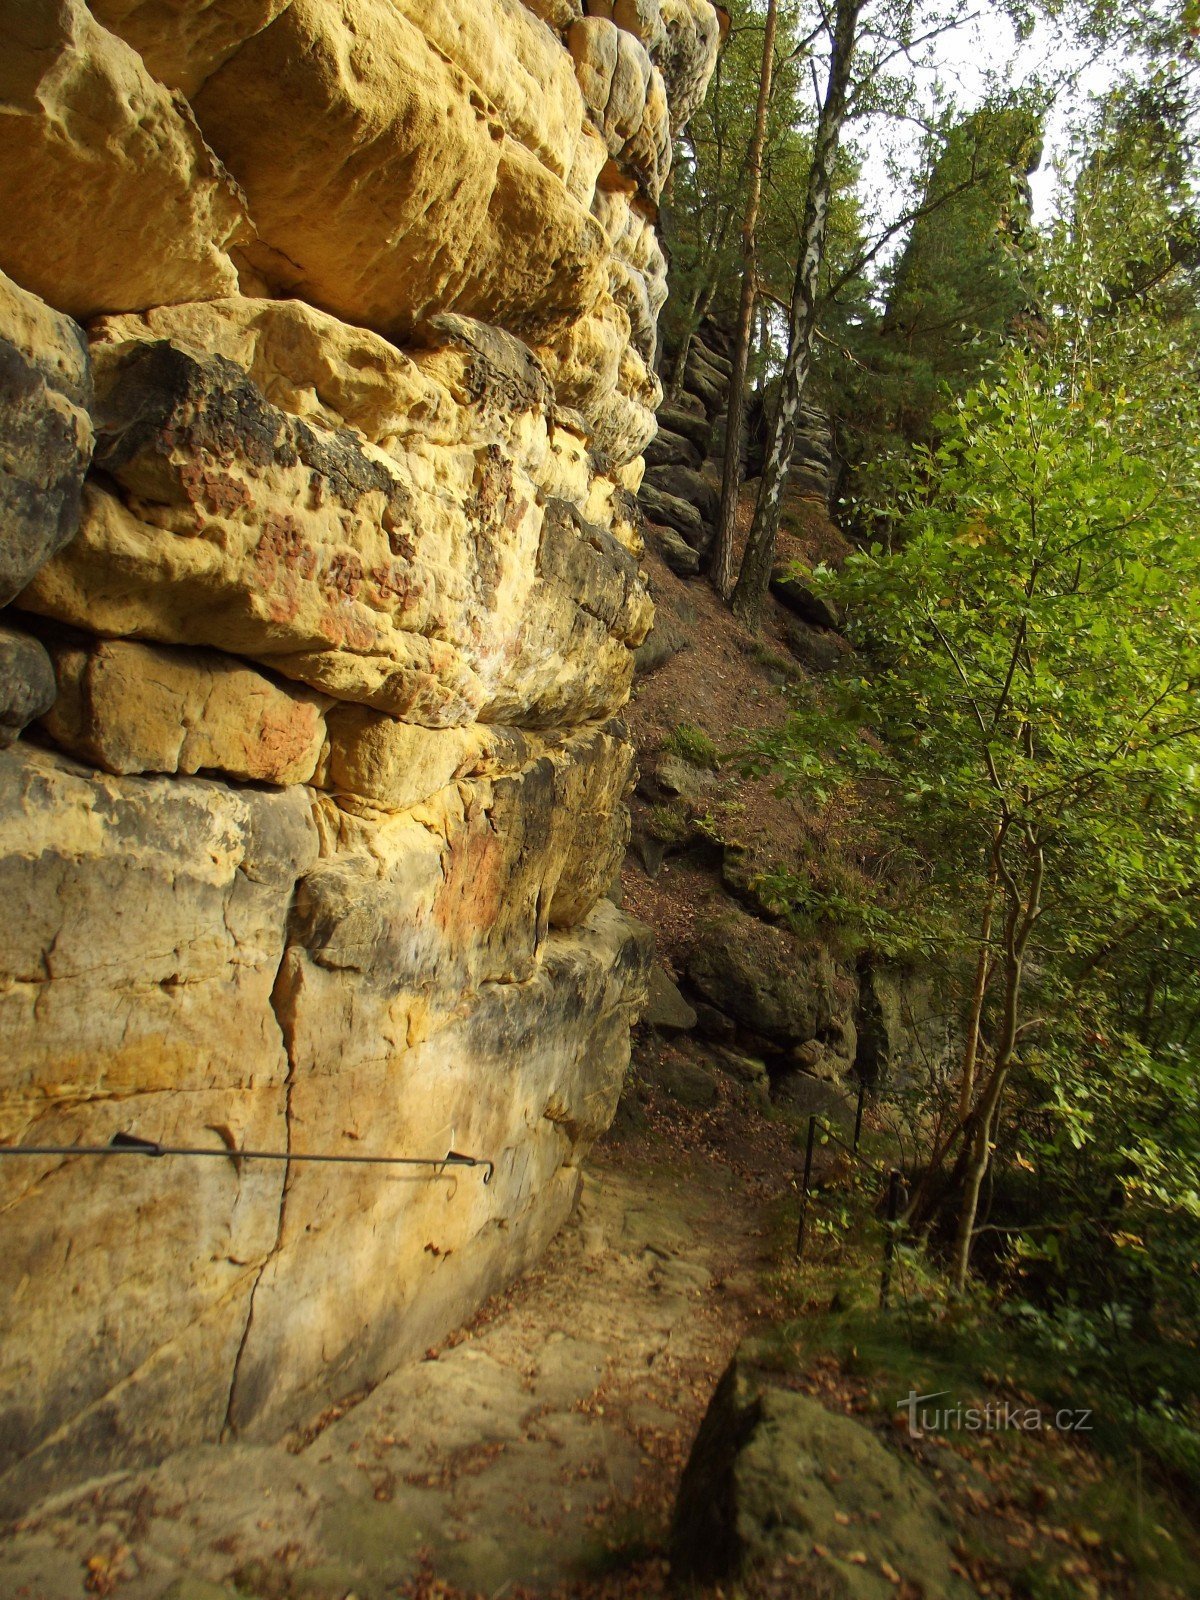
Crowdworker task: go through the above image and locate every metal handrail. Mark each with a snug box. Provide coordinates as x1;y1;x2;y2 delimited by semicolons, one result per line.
0;1130;494;1184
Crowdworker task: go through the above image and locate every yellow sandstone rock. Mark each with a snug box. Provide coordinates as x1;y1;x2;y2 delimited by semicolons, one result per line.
0;0;249;319
43;637;330;786
0;0;722;1505
86;0;292;97
21;315;651;725
191;0;607;343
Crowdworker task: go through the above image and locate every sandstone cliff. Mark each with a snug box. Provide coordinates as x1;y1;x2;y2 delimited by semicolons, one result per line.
0;0;721;1511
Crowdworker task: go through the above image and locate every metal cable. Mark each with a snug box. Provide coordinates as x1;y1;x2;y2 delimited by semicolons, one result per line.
0;1131;494;1183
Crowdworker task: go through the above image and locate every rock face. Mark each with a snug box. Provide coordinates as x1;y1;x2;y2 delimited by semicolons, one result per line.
0;0;721;1511
638;315;840;570
687;901;857;1066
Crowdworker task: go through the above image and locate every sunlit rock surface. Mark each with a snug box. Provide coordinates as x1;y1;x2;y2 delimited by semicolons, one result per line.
0;0;719;1509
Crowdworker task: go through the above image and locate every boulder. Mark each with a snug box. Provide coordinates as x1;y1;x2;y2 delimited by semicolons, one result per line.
784;617;849;675
693;1000;737;1044
567;18;671;200
633;610;691;676
644;963;698;1032
611;0;666;50
682;352;725;416
644;427;703;470
649;751;718;807
0;0;248;319
687;902;854;1052
657;405;712;453
654;0;723;129
673;1348;974;1596
538;287;662;466
856;960;956;1090
0;271;93;606
642;462;719;523
714;1046;769;1095
638;482;708;549
190;0;606;344
86;1;292;97
692;337;732;378
770;566;841;630
648;1049;719;1106
524;0;586;27
654;526;701;576
0;622;56;748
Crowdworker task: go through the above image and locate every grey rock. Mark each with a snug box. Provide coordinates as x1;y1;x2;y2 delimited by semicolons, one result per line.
644;963;697;1032
769;567;840;630
654;526;701;576
0;273;94;606
639;483;708;549
682;355;724;416
714;1048;770;1108
693;1000;737;1044
644;426;702;471
633;611;690;675
784;617;846;674
643;462;718;524
721;844;791;921
692;338;732;379
657;406;712;452
0;621;55;747
856;960;956;1090
687;901;854;1050
673;1347;974;1595
650;1051;719;1108
652;752;718;806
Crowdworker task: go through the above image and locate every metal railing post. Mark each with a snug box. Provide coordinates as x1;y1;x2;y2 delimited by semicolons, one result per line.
794;1113;817;1259
879;1167;901;1308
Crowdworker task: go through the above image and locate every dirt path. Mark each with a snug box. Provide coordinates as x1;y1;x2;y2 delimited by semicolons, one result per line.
2;1072;801;1600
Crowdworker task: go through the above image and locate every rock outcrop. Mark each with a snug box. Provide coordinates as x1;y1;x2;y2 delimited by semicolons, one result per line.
672;1344;975;1597
0;0;721;1511
638;315;840;575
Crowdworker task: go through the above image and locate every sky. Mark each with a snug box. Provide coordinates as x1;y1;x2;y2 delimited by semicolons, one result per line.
850;6;1126;250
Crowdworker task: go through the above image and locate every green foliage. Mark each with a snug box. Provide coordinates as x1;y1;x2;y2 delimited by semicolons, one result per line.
748;110;1200;1448
874;97;1045;443
660;0;866;375
663;722;721;769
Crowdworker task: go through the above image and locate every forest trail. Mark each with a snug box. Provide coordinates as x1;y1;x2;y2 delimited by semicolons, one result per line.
2;1075;803;1600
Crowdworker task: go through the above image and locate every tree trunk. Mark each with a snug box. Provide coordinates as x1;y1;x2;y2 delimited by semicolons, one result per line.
951;836;1044;1291
730;0;863;629
957;855;998;1122
709;0;779;598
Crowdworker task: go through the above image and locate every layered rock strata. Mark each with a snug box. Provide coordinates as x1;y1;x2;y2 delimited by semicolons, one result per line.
0;0;721;1510
639;316;838;577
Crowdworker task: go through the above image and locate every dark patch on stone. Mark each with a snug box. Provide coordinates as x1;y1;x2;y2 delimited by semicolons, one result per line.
0;326;93;605
94;341;414;529
0;619;56;747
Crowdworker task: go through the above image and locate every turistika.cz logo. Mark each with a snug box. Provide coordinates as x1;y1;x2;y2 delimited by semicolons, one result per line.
896;1390;1093;1438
